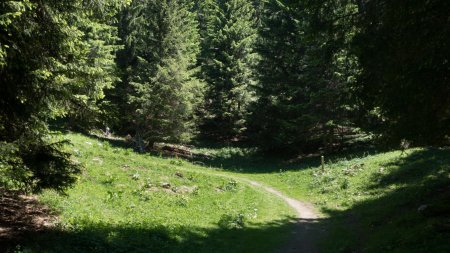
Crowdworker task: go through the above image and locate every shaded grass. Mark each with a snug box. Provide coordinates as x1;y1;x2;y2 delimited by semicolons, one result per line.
6;132;450;252
193;145;450;253
318;148;450;253
18;218;299;253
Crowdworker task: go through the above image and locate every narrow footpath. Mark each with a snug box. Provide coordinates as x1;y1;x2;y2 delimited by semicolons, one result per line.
245;180;322;253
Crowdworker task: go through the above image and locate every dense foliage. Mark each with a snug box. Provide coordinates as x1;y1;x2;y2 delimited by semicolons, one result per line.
196;0;258;140
0;0;123;191
1;0;449;191
64;1;123;130
249;0;358;152
115;0;203;150
352;0;450;145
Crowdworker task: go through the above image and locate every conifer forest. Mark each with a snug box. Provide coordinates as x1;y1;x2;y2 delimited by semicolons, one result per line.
1;1;449;252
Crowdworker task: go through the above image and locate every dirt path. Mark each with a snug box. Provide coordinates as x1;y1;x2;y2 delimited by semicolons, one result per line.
179;167;323;252
245;180;322;253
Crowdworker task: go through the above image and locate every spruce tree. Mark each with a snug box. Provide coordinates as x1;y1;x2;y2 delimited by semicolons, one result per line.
249;0;357;152
352;0;450;145
0;0;125;191
197;0;257;140
64;2;123;130
118;0;203;150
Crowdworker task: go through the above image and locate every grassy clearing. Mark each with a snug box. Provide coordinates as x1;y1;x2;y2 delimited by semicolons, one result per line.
10;133;450;253
193;146;450;253
15;133;295;253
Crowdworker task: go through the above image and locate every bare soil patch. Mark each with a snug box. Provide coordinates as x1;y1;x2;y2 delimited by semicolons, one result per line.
0;189;56;252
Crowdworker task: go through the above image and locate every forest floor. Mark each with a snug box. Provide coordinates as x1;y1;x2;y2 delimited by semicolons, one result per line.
1;133;450;253
0;190;57;251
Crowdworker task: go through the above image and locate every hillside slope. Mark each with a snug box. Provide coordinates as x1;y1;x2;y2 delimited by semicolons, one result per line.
6;133;449;253
12;133;295;253
195;146;450;252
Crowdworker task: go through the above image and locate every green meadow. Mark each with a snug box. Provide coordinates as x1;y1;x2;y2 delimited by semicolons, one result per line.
23;133;294;253
8;133;450;253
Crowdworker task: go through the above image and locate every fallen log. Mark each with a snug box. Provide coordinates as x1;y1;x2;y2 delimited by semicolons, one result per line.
152;143;211;160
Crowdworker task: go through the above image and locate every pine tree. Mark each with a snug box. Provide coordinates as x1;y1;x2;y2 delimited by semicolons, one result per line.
197;0;257;140
117;0;204;150
249;0;358;152
64;1;124;130
0;0;125;191
352;0;450;145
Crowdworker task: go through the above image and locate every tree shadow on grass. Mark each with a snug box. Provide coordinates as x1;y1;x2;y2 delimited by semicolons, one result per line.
69;132;383;174
192;151;320;174
2;216;329;253
72;132;317;174
318;148;450;253
0;189;59;251
187;145;383;174
371;148;450;189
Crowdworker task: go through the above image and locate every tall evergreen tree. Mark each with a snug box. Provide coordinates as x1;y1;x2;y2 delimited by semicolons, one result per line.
352;0;450;145
250;0;358;152
197;0;257;140
64;1;124;130
0;0;125;191
116;0;204;150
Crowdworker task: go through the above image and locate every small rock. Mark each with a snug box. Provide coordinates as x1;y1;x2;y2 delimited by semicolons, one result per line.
42;221;52;227
92;157;103;164
160;182;171;189
175;172;184;178
131;173;140;180
163;188;176;194
147;187;159;192
418;204;428;213
175;185;198;194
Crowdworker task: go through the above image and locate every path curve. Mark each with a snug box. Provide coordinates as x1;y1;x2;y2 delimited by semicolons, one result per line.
244;179;321;253
177;167;322;252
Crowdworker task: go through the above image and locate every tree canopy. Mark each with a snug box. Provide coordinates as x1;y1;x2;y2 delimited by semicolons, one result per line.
1;0;449;191
196;0;258;140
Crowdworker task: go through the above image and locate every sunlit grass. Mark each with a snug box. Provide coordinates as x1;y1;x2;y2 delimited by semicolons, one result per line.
194;146;450;253
22;133;295;253
19;133;450;253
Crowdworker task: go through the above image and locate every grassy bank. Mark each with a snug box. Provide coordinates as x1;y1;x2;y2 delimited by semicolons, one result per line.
194;145;450;253
9;133;450;253
14;133;295;253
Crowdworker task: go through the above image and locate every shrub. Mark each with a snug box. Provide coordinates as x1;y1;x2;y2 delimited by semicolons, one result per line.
218;213;246;229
